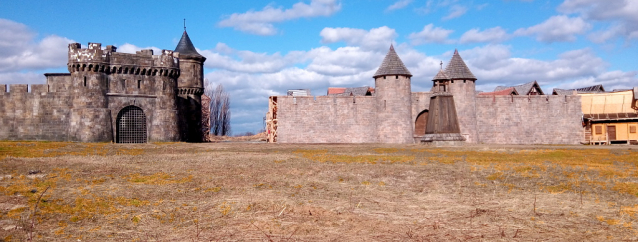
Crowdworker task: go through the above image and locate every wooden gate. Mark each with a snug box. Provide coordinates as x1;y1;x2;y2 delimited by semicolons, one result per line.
414;110;428;135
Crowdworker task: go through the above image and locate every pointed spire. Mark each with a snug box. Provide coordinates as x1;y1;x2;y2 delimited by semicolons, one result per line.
445;49;476;80
432;69;450;81
174;30;203;58
373;45;412;78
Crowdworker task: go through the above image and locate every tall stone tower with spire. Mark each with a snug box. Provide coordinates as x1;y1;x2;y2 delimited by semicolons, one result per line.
174;29;206;142
444;49;478;143
374;45;414;143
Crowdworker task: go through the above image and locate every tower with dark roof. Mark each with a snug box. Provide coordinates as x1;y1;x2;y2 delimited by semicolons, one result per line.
420;67;466;144
442;49;478;143
175;30;207;142
373;45;414;143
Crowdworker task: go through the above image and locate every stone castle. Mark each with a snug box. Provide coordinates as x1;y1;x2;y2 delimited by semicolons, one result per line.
0;30;206;143
267;45;637;144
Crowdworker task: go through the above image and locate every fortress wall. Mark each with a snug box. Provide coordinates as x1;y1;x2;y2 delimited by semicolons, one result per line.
411;92;433;124
449;81;478;143
276;96;377;143
0;84;72;141
45;74;72;93
475;95;583;144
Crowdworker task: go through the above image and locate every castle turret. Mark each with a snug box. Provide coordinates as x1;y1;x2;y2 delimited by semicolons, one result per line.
373;45;413;143
174;30;206;142
444;49;478;143
67;43;113;142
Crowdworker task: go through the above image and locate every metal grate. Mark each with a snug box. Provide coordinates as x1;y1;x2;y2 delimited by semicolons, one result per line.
117;106;147;143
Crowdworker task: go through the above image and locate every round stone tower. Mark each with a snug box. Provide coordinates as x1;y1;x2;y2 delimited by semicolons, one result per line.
373;45;414;143
67;42;113;142
444;49;478;143
174;30;206;142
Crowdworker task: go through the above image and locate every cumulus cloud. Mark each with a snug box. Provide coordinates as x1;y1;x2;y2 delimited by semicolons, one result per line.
559;0;638;22
458;45;614;92
442;5;468;20
386;0;413;11
306;46;383;76
558;70;638;91
117;43;162;55
200;43;309;73
559;0;638;43
0;72;45;87
0;19;74;74
514;15;591;42
320;26;397;50
408;24;454;45
459;27;509;44
0;19;34;56
218;0;342;35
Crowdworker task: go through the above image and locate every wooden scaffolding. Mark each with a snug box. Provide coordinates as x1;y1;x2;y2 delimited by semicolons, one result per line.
266;96;278;143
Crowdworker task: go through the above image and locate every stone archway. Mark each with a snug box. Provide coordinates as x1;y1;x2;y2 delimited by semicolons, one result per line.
415;110;429;135
116;105;147;143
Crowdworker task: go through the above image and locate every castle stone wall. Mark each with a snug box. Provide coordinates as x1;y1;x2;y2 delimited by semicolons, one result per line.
276;96;377;143
475;95;583;144
0;84;73;141
411;92;433;126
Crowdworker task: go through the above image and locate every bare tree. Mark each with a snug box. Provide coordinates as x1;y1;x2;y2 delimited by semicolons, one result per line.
204;81;231;136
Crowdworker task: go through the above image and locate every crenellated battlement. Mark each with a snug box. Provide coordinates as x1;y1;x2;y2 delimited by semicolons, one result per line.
0;84;63;95
67;43;180;78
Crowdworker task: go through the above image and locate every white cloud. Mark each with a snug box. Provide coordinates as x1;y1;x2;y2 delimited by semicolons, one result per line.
0;72;45;86
0;19;34;56
559;0;638;22
408;24;454;45
386;0;413;11
459;27;509;44
306;46;382;76
442;5;468;20
0;19;74;73
558;70;638;90
117;43;162;55
218;0;342;35
200;43;309;73
514;15;591;42
559;0;638;43
320;26;397;51
459;45;609;90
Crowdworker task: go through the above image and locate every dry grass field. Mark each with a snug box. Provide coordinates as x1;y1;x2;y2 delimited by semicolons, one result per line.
1;142;638;241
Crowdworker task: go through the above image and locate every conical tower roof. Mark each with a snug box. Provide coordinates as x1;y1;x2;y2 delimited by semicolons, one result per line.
444;49;476;80
373;45;412;78
174;31;204;58
432;69;450;81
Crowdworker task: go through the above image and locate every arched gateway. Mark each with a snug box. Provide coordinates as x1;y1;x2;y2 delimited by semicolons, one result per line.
116;106;147;143
415;110;428;135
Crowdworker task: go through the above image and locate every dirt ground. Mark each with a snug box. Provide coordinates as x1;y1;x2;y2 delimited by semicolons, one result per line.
1;142;638;241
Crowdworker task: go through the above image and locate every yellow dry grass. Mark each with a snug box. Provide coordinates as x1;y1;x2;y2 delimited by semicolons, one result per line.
0;142;637;241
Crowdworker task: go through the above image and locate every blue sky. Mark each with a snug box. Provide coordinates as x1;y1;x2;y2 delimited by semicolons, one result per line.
1;0;637;134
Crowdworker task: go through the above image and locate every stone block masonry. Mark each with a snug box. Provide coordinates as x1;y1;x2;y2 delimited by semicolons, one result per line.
276;96;378;143
0;84;73;141
475;95;583;144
